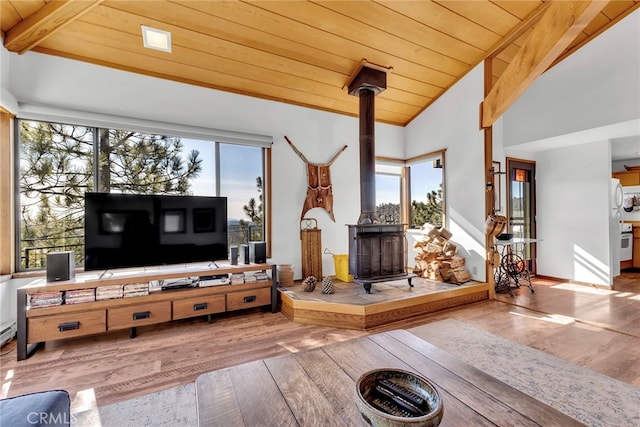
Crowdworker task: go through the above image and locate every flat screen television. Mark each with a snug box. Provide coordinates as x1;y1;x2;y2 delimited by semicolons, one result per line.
84;192;228;271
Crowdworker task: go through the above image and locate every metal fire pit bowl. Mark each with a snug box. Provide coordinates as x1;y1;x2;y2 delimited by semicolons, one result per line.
354;368;444;427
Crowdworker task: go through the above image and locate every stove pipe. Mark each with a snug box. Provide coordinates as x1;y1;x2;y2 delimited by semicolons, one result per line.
347;66;387;225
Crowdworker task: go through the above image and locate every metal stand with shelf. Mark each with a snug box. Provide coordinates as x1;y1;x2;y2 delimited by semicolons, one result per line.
493;239;536;296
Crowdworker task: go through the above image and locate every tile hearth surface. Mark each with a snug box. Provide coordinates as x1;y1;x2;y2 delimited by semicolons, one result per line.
279;277;480;306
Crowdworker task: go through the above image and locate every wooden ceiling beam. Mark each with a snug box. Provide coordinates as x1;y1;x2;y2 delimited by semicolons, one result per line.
481;0;609;128
4;0;103;54
486;2;551;60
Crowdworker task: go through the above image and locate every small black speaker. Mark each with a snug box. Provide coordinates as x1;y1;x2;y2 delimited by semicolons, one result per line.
46;251;76;282
239;244;250;264
249;241;266;263
230;245;238;265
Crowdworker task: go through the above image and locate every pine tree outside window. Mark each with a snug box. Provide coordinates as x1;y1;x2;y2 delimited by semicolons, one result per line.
18;121;94;269
409;156;444;230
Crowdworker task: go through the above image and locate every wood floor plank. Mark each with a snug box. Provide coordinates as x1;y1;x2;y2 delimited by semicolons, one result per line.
226;360;298;426
264;354;349;427
293;349;367;426
1;273;639;413
319;336;497;427
196;369;244;427
375;330;583;426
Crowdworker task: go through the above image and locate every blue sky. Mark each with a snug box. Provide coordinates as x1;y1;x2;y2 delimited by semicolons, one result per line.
182;139;262;221
377;162;442;206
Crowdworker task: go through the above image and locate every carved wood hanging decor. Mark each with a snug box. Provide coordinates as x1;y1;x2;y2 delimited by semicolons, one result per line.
285;136;347;222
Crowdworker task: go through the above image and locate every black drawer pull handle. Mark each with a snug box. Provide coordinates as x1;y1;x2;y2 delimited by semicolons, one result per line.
133;311;151;320
243;296;256;303
58;321;80;332
193;303;208;311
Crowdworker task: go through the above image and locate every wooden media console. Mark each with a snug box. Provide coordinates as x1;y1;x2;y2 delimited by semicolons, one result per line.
16;263;277;360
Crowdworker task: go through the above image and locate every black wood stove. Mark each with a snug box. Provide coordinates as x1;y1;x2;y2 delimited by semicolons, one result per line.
346;65;414;293
348;223;412;293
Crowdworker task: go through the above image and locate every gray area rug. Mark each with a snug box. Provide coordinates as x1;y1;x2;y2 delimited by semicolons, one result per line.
72;382;196;426
409;319;640;427
72;319;640;426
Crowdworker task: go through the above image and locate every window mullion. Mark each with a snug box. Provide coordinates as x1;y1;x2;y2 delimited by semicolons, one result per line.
401;166;410;226
93;127;100;192
215;141;221;196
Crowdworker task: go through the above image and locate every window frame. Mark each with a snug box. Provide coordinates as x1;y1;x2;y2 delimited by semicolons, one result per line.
375;163;402;224
375;148;446;231
15;120;95;271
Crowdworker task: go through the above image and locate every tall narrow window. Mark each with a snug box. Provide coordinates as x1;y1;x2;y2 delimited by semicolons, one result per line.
375;163;401;223
408;154;444;229
219;143;264;246
18;121;94;269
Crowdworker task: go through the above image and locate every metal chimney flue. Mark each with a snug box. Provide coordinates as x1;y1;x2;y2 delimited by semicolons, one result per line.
346;64;410;293
347;66;387;224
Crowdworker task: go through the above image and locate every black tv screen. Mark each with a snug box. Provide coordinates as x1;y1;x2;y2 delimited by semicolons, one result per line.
84;193;228;271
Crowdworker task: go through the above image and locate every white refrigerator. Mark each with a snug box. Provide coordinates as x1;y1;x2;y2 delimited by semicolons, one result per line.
610;178;623;279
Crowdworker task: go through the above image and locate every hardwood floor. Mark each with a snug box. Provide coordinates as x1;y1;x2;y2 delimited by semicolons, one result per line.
1;273;639;413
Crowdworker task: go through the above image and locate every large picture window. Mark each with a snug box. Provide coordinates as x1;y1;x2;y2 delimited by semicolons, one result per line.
16;119;267;271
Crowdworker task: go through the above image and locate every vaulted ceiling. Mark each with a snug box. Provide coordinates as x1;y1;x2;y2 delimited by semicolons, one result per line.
1;1;638;126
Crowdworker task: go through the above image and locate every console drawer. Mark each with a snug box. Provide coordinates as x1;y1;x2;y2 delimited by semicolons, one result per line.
108;301;171;330
28;310;106;343
173;294;226;320
226;287;271;311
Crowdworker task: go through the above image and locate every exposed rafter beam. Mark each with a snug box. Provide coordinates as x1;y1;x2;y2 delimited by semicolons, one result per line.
481;0;609;128
4;0;103;54
551;1;640;68
486;2;551;60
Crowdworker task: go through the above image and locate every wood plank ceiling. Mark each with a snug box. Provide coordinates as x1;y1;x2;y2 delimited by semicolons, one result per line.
1;0;638;126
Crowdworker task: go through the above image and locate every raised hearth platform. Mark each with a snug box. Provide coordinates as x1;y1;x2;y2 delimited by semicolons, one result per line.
279;277;488;329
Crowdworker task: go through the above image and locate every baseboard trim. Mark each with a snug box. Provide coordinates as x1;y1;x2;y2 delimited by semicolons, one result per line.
534;275;613;290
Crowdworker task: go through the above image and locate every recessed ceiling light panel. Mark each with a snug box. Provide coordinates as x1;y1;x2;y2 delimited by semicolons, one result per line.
141;25;172;53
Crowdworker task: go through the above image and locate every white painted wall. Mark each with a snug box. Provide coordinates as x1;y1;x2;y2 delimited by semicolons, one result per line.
5;50;404;282
536;141;613;286
503;9;640;147
405;65;486;280
0;277;32;330
0;39;18;112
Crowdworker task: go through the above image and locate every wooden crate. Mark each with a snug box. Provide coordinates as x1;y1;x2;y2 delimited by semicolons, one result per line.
300;219;322;279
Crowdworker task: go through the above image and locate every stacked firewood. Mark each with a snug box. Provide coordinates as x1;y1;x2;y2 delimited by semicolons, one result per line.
412;226;472;284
